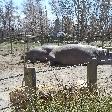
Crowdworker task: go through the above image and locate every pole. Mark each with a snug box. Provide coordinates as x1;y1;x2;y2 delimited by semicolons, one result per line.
87;58;97;92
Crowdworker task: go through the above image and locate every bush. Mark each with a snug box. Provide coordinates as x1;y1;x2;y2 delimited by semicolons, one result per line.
11;85;112;112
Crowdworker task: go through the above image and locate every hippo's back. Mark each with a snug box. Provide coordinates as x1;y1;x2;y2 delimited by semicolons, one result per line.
42;44;60;53
49;44;96;65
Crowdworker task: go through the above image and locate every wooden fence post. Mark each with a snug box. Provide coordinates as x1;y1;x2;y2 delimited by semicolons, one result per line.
24;67;36;94
10;32;13;54
24;67;36;108
87;58;97;92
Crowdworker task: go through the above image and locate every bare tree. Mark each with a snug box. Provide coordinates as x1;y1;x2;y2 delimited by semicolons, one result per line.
4;0;16;53
22;0;49;46
50;0;111;44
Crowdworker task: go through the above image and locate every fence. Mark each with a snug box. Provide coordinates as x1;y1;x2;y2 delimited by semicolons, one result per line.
24;58;112;99
0;58;112;111
0;40;112;111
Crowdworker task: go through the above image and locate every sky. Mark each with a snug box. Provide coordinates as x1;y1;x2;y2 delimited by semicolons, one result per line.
13;0;56;20
8;0;112;21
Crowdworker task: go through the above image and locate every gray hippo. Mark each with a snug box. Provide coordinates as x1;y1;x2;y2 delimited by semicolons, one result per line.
41;44;60;54
48;44;107;66
25;47;48;63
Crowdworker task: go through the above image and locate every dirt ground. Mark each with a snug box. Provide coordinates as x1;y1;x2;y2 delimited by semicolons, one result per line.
0;42;112;111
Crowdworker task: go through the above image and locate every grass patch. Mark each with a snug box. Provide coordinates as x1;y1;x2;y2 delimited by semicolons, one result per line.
11;85;112;112
0;41;41;55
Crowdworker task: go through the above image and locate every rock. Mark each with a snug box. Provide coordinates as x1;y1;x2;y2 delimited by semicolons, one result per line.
49;44;107;66
106;51;112;59
25;47;48;63
96;47;107;59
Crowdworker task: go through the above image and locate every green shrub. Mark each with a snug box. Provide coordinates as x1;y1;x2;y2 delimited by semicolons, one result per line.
11;85;112;112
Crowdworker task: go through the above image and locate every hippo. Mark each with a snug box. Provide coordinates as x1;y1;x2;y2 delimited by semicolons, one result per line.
48;44;107;66
41;44;60;54
25;47;48;63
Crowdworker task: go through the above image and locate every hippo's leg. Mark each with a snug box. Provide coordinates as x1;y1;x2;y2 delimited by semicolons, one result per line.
49;60;62;66
49;60;56;66
29;56;37;63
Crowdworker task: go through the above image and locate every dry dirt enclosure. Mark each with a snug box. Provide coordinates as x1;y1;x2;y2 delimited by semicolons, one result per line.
0;42;112;111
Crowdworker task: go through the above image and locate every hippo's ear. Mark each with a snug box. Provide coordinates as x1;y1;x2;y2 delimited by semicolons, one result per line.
49;53;55;58
47;53;55;61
